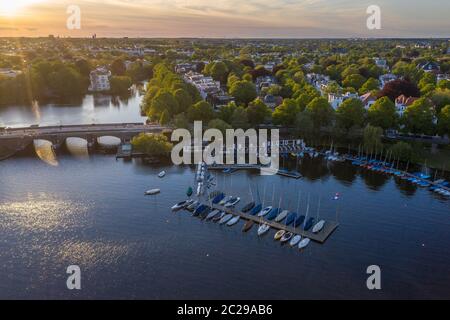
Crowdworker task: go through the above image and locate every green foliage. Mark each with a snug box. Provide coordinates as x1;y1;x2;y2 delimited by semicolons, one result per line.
368;96;398;129
360;77;380;94
403;97;435;135
342;74;366;91
111;58;126;76
148;89;179;121
187;101;215;122
110;76;132;95
438;105;450;136
204;61;229;83
272;99;299;126
431;88;450;111
208;118;232;134
229;80;257;105
389;141;415;162
363;124;383;152
305;97;334;128
131;133;173;157
247;98;271;126
230;106;249;129
217;101;238;123
336;98;365;130
295;110;314;137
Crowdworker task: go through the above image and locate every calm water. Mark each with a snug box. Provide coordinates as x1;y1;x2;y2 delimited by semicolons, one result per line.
0;153;449;299
0;87;146;128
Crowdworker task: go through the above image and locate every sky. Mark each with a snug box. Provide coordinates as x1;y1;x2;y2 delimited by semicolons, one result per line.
0;0;449;38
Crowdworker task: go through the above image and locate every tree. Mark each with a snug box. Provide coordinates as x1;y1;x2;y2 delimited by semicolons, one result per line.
360;78;380;94
295;110;314;138
342;74;366;91
389;141;414;162
363;125;383;152
148;90;179;121
438;105;450;136
110;76;132;95
404;98;435;135
229;80;257;105
159;109;170;125
379;79;420;101
368;96;398;129
230;106;249;129
218;101;237;123
272;99;299;126
173;88;193;113
431;88;450;111
336;98;365;130
208;118;232;134
205;61;229;83
111;58;126;76
392;61;423;83
131;133;173;157
187;101;215;123
247;98;271;126
305;97;334;128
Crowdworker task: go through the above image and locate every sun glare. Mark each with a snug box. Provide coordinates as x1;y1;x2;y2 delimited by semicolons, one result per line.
0;0;40;16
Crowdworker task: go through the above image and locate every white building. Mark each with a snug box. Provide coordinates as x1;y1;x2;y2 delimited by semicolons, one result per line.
395;95;418;117
374;58;388;70
184;71;221;100
89;67;111;92
379;74;398;88
306;73;331;92
328;92;359;110
360;92;377;110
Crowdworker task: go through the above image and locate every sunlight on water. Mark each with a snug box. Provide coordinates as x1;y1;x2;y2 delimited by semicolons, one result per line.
33;139;58;166
0;195;91;232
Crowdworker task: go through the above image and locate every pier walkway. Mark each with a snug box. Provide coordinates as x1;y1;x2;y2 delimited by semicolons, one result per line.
206;203;339;244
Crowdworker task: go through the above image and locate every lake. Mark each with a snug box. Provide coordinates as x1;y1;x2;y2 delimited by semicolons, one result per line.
0;152;449;299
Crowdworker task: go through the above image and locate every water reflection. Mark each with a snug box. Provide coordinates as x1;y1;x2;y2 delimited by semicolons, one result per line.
33;139;58;166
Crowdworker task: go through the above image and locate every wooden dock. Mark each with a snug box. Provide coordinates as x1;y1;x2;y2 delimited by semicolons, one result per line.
206;203;339;244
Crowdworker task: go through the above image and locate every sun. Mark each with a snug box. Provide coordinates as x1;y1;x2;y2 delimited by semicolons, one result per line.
0;0;40;16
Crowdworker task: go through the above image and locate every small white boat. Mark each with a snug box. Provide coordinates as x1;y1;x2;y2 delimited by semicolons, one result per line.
158;171;166;178
290;235;302;246
187;200;199;210
257;224;270;236
145;189;160;195
225;197;241;208
212;211;225;222
171;199;193;211
219;196;232;206
257;206;273;217
219;214;233;225
280;232;293;243
312;220;326;233
298;238;311;250
227;216;240;226
274;230;285;240
206;209;220;220
275;210;289;222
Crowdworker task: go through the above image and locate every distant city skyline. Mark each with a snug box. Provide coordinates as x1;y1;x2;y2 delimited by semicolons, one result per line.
0;0;449;38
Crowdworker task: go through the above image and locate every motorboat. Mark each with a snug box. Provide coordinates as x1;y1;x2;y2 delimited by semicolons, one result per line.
298;238;311;250
257;206;272;217
242;220;254;232
257;224;270;236
249;204;262;216
186;200;199;211
219;196;233;206
274;230;285;240
312;220;326;233
219;214;234;225
171;199;194;211
206;209;221;221
289;235;302;246
227;216;240;226
225;197;241;208
158;171;166;178
280;232;293;243
212;211;225;222
145;189;160;195
275;210;289;223
241;202;256;213
285;212;297;226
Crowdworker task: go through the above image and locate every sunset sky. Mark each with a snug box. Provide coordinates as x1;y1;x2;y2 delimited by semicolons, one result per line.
0;0;449;38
